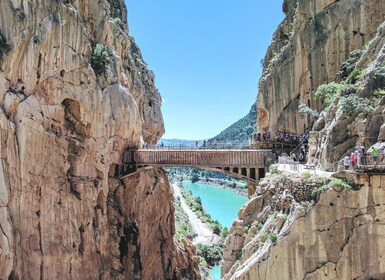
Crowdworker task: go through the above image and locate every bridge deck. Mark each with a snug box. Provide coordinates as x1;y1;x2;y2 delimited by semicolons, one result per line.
124;149;274;168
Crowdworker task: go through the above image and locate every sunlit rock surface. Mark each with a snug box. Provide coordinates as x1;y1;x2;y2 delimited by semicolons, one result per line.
0;1;200;279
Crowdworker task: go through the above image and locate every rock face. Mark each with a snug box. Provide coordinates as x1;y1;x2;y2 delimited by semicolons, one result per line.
0;1;199;279
222;172;385;279
257;0;385;136
311;20;385;168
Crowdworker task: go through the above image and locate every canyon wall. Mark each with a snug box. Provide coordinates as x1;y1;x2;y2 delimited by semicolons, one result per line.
257;0;385;136
222;172;385;280
222;0;385;279
0;0;199;279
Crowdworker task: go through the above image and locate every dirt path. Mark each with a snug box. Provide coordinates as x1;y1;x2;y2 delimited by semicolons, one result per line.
172;182;219;245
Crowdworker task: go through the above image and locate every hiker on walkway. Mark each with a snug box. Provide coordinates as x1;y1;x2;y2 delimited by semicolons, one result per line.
343;156;350;170
350;152;356;169
195;140;198;148
370;146;378;165
360;146;367;165
203;139;206;147
256;132;261;142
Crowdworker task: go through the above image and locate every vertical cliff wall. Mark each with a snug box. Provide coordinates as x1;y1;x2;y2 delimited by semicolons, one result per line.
257;0;385;136
0;1;199;279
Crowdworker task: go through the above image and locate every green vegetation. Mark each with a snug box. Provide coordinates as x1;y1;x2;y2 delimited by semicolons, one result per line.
167;167;247;195
298;103;319;119
173;196;195;240
311;177;353;198
340;95;374;117
315;82;343;108
91;43;110;74
191;173;199;183
196;244;222;266
329;178;352;190
212;103;256;143
196;227;229;266
269;164;280;174
340;84;357;96
373;61;385;90
180;187;226;235
347;68;364;84
337;49;363;79
113;17;124;28
268;233;278;243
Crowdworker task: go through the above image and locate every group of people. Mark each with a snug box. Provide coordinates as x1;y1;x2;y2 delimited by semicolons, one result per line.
343;146;383;170
251;131;309;146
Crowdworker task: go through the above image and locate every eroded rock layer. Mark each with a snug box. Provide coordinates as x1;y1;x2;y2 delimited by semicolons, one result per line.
0;1;199;279
257;0;385;136
223;173;385;280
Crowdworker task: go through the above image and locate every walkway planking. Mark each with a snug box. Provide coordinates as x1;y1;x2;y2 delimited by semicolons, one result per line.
119;148;275;183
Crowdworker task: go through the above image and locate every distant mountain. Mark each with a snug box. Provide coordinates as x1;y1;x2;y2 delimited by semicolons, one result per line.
211;103;256;143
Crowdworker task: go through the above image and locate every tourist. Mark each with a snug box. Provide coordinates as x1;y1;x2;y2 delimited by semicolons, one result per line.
266;131;271;142
350;152;356;169
203;139;206;147
356;149;361;167
195;140;198;148
256;132;261;142
361;146;367;165
370;146;378;165
343;156;350;170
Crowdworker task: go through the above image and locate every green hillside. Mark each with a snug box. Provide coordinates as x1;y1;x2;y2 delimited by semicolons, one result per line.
212;103;256;143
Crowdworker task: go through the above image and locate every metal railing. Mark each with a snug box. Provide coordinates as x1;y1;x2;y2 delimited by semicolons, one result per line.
144;141;253;150
278;156;299;172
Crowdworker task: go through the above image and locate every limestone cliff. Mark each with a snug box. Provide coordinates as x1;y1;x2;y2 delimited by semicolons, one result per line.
222;171;385;279
0;1;199;279
257;0;385;136
222;0;385;279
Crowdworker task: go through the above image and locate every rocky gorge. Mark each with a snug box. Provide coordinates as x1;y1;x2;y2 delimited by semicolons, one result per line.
222;0;385;279
0;0;200;279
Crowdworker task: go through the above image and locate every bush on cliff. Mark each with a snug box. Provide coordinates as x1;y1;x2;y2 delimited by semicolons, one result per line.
340;95;374;117
337;49;363;79
91;43;110;74
315;82;342;108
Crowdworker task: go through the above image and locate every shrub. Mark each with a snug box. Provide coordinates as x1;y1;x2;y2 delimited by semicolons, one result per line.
113;17;124;28
340;84;357;96
337;49;363;79
91;43;110;74
191;173;199;183
329;178;352;190
373;62;385;89
347;68;363;84
298;104;319;119
212;221;222;235
269;164;279;174
374;89;385;96
269;233;278;243
196;243;222;266
340;95;374;117
315;82;342;107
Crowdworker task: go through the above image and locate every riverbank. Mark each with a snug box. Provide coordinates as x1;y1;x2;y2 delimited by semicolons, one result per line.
172;182;219;245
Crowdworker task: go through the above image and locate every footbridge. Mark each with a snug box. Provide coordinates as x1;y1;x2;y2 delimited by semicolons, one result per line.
117;148;275;184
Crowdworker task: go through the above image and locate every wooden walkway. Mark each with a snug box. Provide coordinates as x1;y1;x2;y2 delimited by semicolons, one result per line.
119;149;275;183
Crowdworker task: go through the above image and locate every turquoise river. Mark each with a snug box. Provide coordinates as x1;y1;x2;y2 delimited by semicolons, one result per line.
181;182;248;280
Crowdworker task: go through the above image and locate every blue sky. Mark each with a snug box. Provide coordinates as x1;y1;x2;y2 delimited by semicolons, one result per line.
125;1;284;140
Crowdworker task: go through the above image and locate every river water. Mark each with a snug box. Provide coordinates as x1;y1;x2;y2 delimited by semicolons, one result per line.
181;182;248;279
